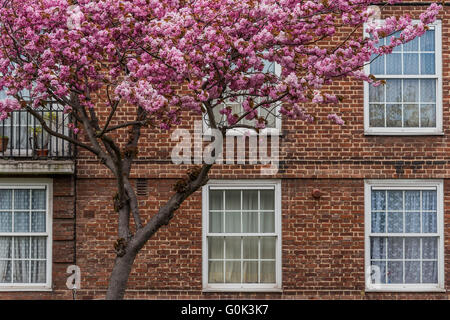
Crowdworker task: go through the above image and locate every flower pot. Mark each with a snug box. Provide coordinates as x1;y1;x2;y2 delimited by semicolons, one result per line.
0;137;9;152
36;149;49;157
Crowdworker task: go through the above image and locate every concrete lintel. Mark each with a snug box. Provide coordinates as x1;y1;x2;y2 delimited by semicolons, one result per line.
0;160;75;175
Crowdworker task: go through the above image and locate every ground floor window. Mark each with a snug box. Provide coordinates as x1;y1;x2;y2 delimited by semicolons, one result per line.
202;180;281;291
365;180;444;291
0;179;52;290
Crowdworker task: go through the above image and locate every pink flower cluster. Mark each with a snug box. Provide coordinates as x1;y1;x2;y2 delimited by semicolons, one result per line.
0;0;441;131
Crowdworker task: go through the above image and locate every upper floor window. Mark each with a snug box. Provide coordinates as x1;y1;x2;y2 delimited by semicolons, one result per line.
0;179;52;291
202;180;282;292
364;21;442;135
204;61;282;136
365;180;444;292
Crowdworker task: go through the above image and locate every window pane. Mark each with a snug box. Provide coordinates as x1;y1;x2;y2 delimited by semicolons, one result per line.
260;190;274;210
405;261;421;283
422;191;437;210
14;237;29;259
243;237;258;259
387;237;403;259
369;104;385;127
405;237;420;259
242;190;258;210
260;212;275;233
14;190;30;210
225;261;241;283
209;190;223;210
0;237;11;258
405;212;421;233
0;190;12;210
403;79;419;102
225;237;241;259
13;260;29;283
30;261;46;283
225;212;241;233
404;104;419;127
386;80;402;102
260;261;275;283
0;212;12;232
209;212;223;233
404;53;419;74
420;79;436;103
420;53;435;75
370;237;386;259
420;30;435;51
370;261;386;284
261;237;276;259
31;212;46;233
422;238;437;259
386;53;402;74
371;212;385;233
423;212;437;233
370;55;384;74
242;212;258;233
420;104;436;127
14;212;29;232
387;191;403;210
388;212;403;233
31;190;46;210
243;261;258;283
422;261;437;283
369;85;384;102
0;260;11;283
387;261;403;284
404;37;419;51
208;237;224;259
405;191;420;210
386;104;402;127
208;261;223;283
225;190;240;210
259;107;277;128
371;190;386;210
30;237;46;259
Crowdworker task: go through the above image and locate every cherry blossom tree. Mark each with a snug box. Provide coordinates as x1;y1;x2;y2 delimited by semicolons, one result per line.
0;0;441;299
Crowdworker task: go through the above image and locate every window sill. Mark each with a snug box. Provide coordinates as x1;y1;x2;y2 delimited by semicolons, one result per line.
204;127;281;137
0;286;52;292
202;286;283;293
365;286;446;293
364;130;444;136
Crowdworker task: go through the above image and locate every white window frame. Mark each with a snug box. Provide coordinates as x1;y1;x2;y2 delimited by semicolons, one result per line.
363;20;442;135
203;63;282;137
202;179;282;292
0;178;53;291
364;179;445;292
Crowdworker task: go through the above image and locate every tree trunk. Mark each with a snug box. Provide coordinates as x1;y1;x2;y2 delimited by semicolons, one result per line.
105;250;137;300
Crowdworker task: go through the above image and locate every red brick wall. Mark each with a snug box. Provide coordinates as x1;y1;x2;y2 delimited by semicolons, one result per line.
2;3;450;300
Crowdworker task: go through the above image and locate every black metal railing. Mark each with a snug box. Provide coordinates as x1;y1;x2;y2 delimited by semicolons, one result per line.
0;104;73;159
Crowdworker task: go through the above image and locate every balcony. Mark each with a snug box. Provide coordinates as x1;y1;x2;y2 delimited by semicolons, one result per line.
0;107;74;175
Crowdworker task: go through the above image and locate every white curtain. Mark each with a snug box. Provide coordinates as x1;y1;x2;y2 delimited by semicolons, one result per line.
0;189;47;284
208;189;276;284
371;190;438;284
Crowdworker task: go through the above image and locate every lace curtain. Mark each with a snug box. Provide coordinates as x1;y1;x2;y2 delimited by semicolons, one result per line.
370;190;438;284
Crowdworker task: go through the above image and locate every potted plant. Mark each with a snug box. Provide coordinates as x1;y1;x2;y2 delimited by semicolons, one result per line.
29;126;49;157
0;135;9;152
29;111;64;157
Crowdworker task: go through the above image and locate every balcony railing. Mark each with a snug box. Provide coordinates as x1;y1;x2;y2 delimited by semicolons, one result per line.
0;105;74;159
